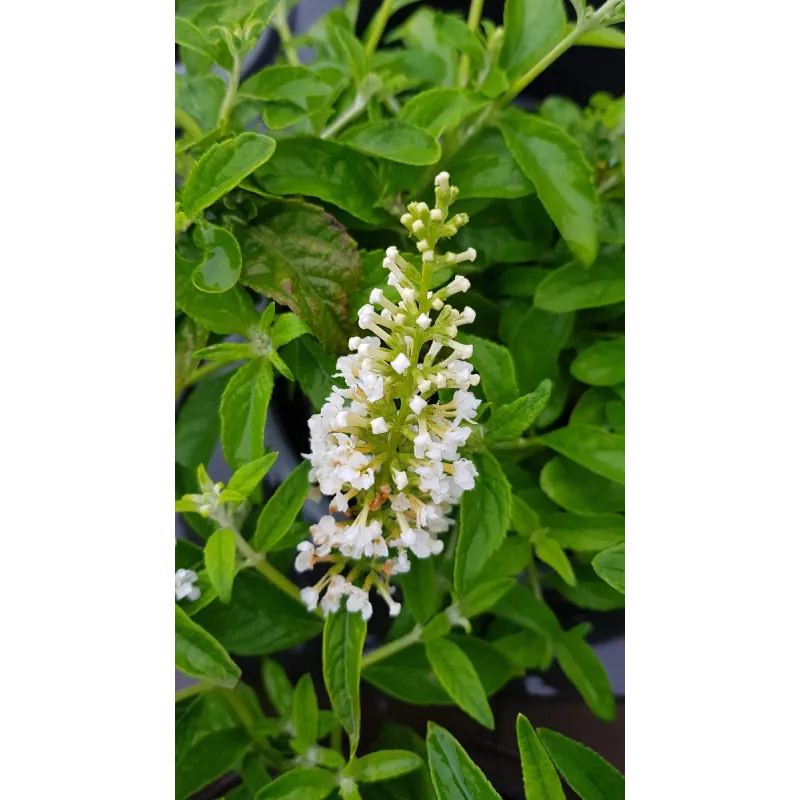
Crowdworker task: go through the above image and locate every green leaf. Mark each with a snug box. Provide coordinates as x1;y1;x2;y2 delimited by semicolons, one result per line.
340;121;442;165
454;202;546;266
220;357;274;469
349;750;424;783
538;425;624;484
176;314;208;398
363;638;513;706
460;334;518;406
399;556;439;624
500;0;566;81
493;583;561;638
547;571;624;612
255;137;383;224
271;313;312;348
398;88;483;137
511;495;542;536
176;74;226;133
540;457;625;515
454;451;512;594
447;128;535;200
571;339;625;386
425;638;494;729
282;337;336;411
176;251;258;336
194;570;323;655
228;452;279;497
599;202;625;244
459;578;516;618
254;767;337;800
476;535;532;584
534;537;576;587
175;604;241;687
570;386;619;427
323;609;366;757
240;65;338;101
176;728;251;800
554;628;616;721
261;658;294;718
175;17;215;60
426;723;502;800
240;751;273;794
204;528;237;603
592;543;625;594
545;513;624;552
535;256;625;312
502;304;573;423
237;197;362;353
182;132;277;219
173;375;230;469
192;342;252;363
335;26;367;80
500;110;599;265
261;658;294;717
537;728;624;800
493;630;552;672
516;715;566;800
292;673;319;745
435;12;483;61
252;461;311;551
192;223;243;293
484;380;552;443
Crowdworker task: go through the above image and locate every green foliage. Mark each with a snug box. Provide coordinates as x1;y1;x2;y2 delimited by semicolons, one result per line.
175;0;625;793
323;609;366;757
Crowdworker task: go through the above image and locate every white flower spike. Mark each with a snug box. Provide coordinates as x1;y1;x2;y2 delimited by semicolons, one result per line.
297;175;481;621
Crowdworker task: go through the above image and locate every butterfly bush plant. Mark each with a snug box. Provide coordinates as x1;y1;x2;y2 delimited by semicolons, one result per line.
175;0;625;797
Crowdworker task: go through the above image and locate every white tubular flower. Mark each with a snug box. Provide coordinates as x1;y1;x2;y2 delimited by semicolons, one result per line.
390;353;411;374
175;569;201;602
297;175;481;622
300;586;320;612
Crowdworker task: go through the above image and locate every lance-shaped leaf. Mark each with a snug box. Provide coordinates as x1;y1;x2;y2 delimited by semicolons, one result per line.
425;638;494;729
204;527;237;603
554;627;616;721
454;451;512;594
323;609;366;757
538;425;625;485
254;768;337;800
426;723;502;800
537;728;624;800
500;109;599;265
252;461;312;552
227;451;279;497
484;380;552;443
517;714;566;800
220;357;274;469
175;604;241;687
535;256;625;312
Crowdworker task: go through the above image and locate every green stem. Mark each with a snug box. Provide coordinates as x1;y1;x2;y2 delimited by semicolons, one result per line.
183;359;231;392
364;0;394;57
175;108;203;142
361;625;422;669
273;1;300;66
489;437;544;456
218;46;242;128
528;560;542;600
320;92;368;139
457;0;484;88
499;0;620;106
175;681;214;702
233;530;312;609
